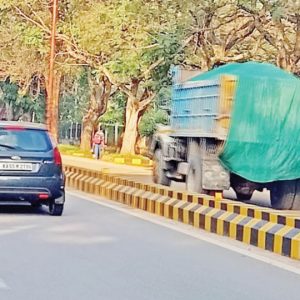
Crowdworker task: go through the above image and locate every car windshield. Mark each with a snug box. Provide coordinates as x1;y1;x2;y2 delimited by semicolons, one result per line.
0;128;51;152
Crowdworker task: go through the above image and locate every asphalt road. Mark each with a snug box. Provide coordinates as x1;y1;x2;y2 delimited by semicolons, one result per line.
0;191;299;300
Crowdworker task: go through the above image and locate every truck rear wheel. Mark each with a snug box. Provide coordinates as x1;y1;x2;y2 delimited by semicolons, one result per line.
293;179;300;210
153;149;171;186
230;174;254;202
234;192;252;201
186;141;204;194
270;180;297;210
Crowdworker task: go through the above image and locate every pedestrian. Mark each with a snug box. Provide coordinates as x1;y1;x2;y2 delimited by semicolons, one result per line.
92;125;105;160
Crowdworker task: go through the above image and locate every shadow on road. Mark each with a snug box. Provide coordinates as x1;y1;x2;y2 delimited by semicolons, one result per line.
0;204;48;215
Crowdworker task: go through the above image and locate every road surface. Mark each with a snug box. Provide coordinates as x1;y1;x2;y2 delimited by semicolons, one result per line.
0;190;299;300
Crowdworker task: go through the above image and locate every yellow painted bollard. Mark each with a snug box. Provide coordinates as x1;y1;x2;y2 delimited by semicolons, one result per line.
215;192;222;201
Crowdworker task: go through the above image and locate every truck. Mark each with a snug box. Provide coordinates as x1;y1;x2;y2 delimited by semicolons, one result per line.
150;62;300;210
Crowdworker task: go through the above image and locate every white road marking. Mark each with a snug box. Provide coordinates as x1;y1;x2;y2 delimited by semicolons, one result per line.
0;278;9;290
67;190;300;276
0;225;36;236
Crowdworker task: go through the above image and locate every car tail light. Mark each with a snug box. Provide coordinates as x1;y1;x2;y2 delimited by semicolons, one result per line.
38;193;49;199
53;147;62;166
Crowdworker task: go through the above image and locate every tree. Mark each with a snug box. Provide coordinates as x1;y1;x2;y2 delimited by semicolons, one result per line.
0;1;48;90
138;86;171;137
238;0;300;73
139;109;169;138
59;67;90;142
0;0;73;137
54;0;188;153
60;72;86;123
0;79;45;121
1;0;298;155
99;91;126;126
172;0;262;70
80;73;113;150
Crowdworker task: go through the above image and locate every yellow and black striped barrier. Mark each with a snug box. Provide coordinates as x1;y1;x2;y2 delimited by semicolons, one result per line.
64;165;300;260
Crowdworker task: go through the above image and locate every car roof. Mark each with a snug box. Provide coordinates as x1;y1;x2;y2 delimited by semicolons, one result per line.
0;121;47;130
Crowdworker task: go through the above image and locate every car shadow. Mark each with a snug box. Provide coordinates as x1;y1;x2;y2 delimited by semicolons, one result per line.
0;204;49;215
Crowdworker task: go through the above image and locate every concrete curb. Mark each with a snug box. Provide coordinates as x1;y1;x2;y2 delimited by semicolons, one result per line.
60;152;153;167
105;157;153;167
64;164;300;260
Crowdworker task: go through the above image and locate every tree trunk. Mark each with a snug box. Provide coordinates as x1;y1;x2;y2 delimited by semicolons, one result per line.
5;102;13;121
120;97;139;154
80;107;99;151
80;92;98;151
45;71;61;142
80;118;96;151
52;72;62;141
80;75;112;151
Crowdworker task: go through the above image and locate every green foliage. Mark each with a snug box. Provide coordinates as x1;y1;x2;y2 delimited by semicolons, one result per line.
99;92;126;125
70;0;187;85
59;68;90;123
139;108;169;137
21;26;46;52
155;86;172;110
0;5;48;98
0;0;18;10
58;144;93;158
0;80;45;121
1;0;300;146
145;30;185;89
138;85;171;137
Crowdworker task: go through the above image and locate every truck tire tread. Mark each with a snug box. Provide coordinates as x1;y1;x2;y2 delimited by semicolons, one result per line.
153;149;171;186
270;180;296;210
186;141;204;194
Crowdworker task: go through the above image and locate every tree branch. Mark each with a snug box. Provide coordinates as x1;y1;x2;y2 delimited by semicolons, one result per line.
138;92;156;111
139;58;164;80
293;14;300;64
14;6;50;34
26;3;49;32
225;21;256;51
253;16;277;48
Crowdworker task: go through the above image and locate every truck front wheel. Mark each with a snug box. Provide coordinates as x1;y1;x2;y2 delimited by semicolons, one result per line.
153;149;171;186
186;159;204;194
270;180;297;210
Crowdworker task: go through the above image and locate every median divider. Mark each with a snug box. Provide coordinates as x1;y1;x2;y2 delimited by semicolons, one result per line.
64;164;300;260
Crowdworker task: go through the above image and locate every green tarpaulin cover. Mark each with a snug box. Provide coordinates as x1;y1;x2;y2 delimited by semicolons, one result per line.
191;62;300;183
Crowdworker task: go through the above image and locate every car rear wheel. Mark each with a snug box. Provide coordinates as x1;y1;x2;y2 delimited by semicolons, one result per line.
49;202;64;216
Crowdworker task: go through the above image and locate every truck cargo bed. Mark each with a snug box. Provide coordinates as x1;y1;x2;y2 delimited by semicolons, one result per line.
171;75;235;140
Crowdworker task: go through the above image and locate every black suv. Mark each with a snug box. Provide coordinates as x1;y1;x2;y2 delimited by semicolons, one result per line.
0;121;65;216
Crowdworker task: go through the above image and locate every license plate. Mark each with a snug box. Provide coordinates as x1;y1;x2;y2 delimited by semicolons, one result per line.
0;162;33;171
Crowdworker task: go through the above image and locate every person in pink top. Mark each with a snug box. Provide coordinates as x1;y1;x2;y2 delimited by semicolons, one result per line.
92;125;105;159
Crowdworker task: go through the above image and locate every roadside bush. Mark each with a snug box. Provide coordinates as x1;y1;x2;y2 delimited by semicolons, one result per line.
138;109;169;137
